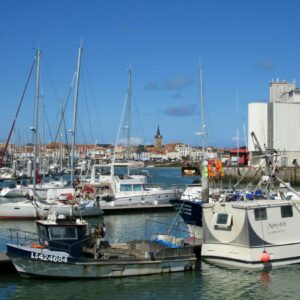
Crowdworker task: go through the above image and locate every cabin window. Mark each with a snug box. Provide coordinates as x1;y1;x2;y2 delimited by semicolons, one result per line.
37;225;48;239
133;184;143;191
254;208;267;221
120;185;132;192
49;226;78;240
214;213;232;229
281;206;293;218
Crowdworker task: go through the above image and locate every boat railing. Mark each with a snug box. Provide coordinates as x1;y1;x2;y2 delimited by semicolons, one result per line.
8;228;97;255
155;245;194;259
8;229;42;246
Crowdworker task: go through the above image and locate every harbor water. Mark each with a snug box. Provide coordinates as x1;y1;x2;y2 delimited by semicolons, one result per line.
1;168;300;300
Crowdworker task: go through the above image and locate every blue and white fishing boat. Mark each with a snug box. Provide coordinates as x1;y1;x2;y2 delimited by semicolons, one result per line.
6;213;196;278
170;183;204;237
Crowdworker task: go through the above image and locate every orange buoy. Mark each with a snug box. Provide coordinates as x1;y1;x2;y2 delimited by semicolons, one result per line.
31;243;46;249
261;250;270;263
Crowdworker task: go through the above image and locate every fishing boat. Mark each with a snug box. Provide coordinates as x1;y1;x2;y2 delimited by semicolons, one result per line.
169;183;204;237
201;197;300;269
201;145;300;269
6;213;196;278
181;163;201;176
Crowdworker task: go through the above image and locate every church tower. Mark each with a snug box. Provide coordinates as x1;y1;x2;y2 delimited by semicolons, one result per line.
154;126;163;149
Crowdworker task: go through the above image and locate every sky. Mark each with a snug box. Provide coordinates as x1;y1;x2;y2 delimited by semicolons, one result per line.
1;0;300;148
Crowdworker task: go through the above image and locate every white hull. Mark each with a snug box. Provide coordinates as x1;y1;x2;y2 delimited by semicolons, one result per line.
100;190;176;209
202;242;300;269
187;224;202;240
0;201;102;219
28;181;68;200
0;187;30;198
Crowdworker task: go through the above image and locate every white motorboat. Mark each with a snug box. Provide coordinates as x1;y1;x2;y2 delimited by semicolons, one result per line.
80;162;181;210
97;173;181;210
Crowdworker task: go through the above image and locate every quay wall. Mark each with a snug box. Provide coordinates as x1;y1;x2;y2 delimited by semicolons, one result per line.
222;167;300;186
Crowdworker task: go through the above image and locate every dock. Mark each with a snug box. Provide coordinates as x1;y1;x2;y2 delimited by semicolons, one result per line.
0;252;16;273
102;203;174;214
185;237;202;258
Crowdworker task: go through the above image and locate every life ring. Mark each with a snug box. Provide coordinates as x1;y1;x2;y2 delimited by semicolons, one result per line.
31;243;46;249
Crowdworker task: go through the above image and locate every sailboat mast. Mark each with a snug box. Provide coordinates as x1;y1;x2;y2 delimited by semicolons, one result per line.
71;46;83;183
199;65;205;152
126;68;132;161
32;49;41;194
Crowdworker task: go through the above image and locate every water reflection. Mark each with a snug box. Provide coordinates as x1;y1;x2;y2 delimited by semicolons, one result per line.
1;216;300;299
199;261;300;300
1;168;300;299
103;211;187;242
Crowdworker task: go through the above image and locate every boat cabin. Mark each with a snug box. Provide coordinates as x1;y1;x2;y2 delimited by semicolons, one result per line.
36;216;88;257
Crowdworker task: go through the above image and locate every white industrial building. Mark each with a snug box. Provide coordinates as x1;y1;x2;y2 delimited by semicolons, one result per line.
248;80;300;167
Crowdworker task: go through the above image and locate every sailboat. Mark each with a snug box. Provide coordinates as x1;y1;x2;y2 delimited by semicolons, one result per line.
170;65;215;237
0;48;102;219
81;69;182;211
181;66;206;176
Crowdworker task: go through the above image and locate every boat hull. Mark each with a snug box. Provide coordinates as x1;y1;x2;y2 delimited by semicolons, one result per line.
0;187;30;198
170;199;203;227
100;190;178;209
8;246;196;278
201;242;300;270
0;201;102;219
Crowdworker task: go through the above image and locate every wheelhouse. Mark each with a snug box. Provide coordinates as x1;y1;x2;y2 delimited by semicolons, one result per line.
36;217;87;257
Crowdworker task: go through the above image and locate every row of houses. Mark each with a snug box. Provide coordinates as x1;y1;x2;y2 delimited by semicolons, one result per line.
2;142;239;164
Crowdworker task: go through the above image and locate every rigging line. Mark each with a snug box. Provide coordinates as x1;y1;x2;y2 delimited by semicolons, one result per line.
112;93;128;165
0;57;36;166
87;71;105;142
82;59;105;143
132;92;146;144
81;70;95;142
44;109;54;143
43;53;60;100
77;117;88;145
53;70;77;143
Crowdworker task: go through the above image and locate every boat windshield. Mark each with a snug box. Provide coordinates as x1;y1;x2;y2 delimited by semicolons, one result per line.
48;226;78;240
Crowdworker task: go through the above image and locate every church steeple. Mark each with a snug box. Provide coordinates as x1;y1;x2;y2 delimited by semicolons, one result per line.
154;126;163;149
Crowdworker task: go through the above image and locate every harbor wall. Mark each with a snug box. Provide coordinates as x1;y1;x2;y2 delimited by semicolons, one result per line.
222;167;300;187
